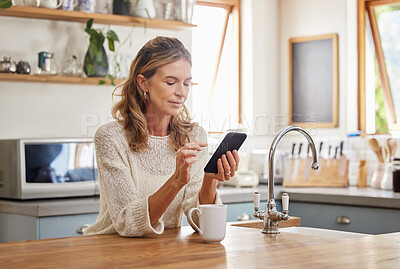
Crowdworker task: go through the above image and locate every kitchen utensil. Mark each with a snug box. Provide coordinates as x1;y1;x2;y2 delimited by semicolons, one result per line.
187;205;227;243
338;141;347;177
16;60;31;74
0;56;16;73
40;0;62;9
357;159;368;187
283;143;296;182
368;138;384;162
37;51;57;75
304;145;312;181
62;0;77;11
291;143;302;181
388;139;397;158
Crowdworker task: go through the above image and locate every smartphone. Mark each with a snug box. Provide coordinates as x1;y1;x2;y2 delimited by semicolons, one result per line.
204;132;247;174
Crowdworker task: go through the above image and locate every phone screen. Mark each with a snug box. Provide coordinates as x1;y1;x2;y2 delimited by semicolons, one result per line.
204;132;247;174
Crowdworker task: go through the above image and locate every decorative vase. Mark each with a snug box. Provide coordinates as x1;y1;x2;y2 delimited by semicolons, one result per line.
113;0;130;16
83;45;109;77
131;0;156;18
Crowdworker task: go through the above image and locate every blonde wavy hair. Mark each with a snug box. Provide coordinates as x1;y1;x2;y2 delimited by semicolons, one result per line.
112;36;196;152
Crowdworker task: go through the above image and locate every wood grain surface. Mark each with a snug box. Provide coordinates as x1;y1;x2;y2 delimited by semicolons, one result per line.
0;223;399;268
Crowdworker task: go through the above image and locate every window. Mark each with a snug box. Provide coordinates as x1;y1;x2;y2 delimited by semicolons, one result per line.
358;0;400;133
191;0;240;133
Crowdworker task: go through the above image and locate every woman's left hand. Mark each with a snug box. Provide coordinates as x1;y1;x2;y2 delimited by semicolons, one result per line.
204;150;240;182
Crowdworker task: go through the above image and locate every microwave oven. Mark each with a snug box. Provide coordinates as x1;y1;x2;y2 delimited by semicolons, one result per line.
0;138;99;200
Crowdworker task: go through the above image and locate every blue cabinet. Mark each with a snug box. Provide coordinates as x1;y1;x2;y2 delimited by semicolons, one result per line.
289;202;400;234
0;212;98;242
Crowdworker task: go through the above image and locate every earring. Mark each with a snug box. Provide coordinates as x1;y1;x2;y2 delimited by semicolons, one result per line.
144;92;147;97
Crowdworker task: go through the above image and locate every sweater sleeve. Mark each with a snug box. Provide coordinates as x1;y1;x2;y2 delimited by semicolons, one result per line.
181;126;222;228
94;127;164;237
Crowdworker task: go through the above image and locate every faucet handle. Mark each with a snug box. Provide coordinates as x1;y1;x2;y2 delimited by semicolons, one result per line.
282;193;289;212
254;192;260;211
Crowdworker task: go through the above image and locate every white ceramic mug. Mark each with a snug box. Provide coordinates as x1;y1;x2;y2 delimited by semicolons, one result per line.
40;0;62;9
187;204;227;243
62;0;77;11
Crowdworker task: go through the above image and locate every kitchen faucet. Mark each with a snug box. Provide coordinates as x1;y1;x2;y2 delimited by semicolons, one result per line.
254;125;319;234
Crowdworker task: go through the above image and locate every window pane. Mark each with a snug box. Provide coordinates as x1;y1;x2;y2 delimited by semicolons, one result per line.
375;4;400;124
191;5;238;132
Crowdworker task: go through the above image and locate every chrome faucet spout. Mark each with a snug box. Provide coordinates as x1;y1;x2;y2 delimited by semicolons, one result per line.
254;125;319;234
268;126;319;201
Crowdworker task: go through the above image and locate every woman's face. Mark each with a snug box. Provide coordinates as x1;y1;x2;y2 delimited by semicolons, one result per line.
139;58;192;118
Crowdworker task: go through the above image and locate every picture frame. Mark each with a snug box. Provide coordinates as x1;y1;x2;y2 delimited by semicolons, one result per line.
288;33;339;128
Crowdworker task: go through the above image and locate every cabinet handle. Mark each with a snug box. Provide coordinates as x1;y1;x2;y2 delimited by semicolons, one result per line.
336;216;351;224
76;224;91;234
237;213;250;221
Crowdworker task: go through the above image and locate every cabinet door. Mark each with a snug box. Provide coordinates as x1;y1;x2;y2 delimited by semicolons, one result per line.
38;213;99;239
290;202;400;234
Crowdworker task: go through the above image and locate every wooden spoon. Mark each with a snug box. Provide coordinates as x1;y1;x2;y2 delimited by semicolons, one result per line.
368;138;384;162
388;139;398;159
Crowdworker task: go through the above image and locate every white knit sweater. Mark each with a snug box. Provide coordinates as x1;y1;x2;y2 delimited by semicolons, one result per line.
84;121;221;237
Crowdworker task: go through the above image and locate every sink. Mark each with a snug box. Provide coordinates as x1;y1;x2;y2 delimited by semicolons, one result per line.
280;227;366;238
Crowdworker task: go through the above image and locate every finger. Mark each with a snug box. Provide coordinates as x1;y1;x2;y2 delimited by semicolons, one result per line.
180;149;198;158
193;140;208;148
232;150;240;171
216;158;225;181
184;142;203;151
221;154;231;179
226;151;237;177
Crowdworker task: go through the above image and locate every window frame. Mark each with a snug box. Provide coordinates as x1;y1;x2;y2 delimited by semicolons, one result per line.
358;0;400;132
194;0;242;125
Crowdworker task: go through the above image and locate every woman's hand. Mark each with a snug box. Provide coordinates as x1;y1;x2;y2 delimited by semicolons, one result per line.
173;141;207;186
204;150;240;182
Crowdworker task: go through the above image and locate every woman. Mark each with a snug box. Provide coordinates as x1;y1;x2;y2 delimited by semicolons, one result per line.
85;36;239;237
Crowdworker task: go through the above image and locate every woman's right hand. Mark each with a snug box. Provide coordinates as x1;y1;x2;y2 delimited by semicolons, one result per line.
173;141;207;186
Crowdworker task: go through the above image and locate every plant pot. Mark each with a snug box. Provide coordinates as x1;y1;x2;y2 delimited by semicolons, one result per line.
113;0;131;16
83;45;109;78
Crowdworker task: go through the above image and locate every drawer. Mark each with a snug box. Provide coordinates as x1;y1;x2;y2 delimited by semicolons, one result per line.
290;202;400;234
38;213;99;239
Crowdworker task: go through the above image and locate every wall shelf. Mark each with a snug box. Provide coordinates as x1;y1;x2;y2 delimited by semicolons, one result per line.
0;6;195;30
0;73;125;86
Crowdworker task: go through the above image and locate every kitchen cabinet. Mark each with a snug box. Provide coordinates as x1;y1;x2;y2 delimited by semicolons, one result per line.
0;212;98;242
290;201;400;234
0;6;194;86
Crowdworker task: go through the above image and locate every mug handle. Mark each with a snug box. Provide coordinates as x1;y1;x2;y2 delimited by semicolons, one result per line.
56;0;62;8
73;0;77;7
187;208;202;235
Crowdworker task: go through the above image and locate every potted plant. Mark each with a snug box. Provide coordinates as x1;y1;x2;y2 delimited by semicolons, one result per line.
84;19;119;84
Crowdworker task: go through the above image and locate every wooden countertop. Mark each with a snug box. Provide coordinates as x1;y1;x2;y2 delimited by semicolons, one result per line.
0;224;399;268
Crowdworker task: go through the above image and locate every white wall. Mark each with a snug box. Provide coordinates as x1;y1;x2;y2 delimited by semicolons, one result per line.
279;0;356;138
0;16;191;139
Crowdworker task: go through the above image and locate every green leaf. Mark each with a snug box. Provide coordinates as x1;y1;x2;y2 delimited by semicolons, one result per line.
107;30;119;42
107;37;115;52
135;0;139;7
145;8;151;20
108;74;115;86
0;0;12;9
123;0;131;3
98;80;106;85
86;19;94;30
